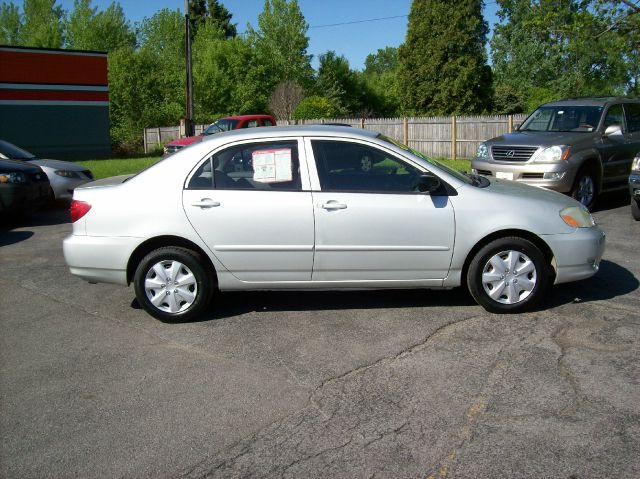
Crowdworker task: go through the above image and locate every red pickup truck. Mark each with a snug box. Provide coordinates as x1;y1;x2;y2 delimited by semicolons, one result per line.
163;114;277;155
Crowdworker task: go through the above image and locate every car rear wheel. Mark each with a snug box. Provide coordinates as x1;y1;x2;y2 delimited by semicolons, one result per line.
467;237;549;314
632;198;640;221
571;167;597;210
133;246;214;322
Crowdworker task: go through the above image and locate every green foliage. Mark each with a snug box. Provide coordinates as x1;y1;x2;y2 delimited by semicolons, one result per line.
490;0;633;113
398;0;492;115
0;2;22;44
188;0;236;39
293;96;342;120
247;0;313;92
362;47;401;116
65;0;135;51
20;0;64;48
364;47;398;76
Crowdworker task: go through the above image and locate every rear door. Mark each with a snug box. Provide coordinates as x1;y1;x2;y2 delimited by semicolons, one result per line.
182;138;314;282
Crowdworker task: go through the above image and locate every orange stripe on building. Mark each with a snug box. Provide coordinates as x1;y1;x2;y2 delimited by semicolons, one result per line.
0;50;107;86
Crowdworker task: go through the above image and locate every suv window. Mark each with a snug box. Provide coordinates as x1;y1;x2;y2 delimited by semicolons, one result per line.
311;140;423;193
187;141;301;191
624;103;640;133
521;106;603;132
603;104;625;131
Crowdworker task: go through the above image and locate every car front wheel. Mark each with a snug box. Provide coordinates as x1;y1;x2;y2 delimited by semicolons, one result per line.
133;246;214;322
571;168;597;210
467;237;549;313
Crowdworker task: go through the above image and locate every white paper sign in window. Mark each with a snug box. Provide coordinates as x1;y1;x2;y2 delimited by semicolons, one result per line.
252;148;293;183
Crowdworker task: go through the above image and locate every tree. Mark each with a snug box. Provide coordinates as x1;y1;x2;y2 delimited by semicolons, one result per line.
397;0;492;115
65;0;135;51
0;2;22;44
293;96;341;120
268;81;305;120
20;0;64;48
363;47;401;116
188;0;236;39
364;47;398;76
246;0;313;93
490;0;632;112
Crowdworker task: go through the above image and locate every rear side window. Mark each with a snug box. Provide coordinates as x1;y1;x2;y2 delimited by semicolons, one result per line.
263;119;274;126
624;103;640;133
187;141;301;191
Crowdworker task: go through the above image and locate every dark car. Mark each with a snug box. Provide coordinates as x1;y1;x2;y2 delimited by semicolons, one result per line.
631;153;640;220
473;97;640;209
0;158;52;217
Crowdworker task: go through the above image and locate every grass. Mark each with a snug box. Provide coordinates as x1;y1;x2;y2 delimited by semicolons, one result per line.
73;156;471;181
75;156;162;180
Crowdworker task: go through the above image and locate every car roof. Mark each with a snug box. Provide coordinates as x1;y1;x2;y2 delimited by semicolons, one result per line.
199;125;378;145
543;97;639;107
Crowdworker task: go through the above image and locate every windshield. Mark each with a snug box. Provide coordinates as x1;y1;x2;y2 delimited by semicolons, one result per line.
0;140;35;160
377;134;476;185
520;106;603;132
203;118;240;135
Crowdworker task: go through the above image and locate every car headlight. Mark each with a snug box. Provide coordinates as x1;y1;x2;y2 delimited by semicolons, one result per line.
476;143;489;160
632;155;640;172
532;146;570;163
54;170;81;178
0;172;27;184
560;206;595;228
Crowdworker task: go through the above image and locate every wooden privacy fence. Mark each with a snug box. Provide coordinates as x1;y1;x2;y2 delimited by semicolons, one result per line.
144;114;528;159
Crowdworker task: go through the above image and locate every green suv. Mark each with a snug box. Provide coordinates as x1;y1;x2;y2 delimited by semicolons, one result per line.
472;97;640;209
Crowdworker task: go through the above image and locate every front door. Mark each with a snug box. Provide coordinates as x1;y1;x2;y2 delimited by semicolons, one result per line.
307;138;455;282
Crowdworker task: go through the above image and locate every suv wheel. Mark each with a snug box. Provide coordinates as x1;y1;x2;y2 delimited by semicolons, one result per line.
632;198;640;221
571;167;597;210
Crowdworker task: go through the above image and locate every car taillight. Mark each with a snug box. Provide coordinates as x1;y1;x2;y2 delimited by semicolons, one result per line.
70;200;91;222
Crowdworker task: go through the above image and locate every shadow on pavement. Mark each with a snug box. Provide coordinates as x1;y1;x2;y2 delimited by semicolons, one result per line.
1;205;70;231
593;190;630;213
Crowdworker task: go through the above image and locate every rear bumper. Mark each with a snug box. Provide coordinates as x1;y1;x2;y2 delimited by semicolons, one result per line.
63;234;142;285
542;226;606;284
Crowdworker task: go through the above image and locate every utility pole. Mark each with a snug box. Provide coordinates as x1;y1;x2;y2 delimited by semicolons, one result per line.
184;0;194;136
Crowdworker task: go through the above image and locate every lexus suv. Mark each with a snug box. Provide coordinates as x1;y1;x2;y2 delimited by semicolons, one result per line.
472;97;640;209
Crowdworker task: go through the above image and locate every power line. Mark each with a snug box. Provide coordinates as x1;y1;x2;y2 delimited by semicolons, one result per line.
308;14;409;29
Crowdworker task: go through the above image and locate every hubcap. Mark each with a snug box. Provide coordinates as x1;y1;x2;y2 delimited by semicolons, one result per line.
144;260;197;313
481;250;537;305
575;176;594;206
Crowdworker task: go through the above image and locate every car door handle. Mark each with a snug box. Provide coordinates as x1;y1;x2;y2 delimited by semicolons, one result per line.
320;201;347;210
191;198;220;208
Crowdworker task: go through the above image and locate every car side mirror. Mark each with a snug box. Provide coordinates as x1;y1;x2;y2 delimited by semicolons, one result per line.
604;124;623;137
513;123;521;131
417;173;441;193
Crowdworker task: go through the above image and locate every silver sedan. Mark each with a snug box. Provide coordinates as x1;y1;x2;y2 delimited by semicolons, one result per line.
63;126;605;321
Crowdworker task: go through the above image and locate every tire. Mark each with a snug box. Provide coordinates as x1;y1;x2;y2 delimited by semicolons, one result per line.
467;237;549;314
133;246;214;322
632;198;640;221
571;167;598;210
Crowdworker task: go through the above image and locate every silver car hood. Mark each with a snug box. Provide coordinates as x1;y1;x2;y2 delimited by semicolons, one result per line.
480;177;572;206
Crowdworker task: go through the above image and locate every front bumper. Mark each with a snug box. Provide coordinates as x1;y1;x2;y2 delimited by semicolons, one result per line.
472;158;576;193
542;225;606;284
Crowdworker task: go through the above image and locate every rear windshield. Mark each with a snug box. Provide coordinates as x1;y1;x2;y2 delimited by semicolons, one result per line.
521;106;603;132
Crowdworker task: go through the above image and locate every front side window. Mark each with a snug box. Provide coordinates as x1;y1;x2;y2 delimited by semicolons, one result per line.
624;103;640;133
602;104;625;131
263;119;274;126
187;140;301;191
203;119;239;135
311;140;423;193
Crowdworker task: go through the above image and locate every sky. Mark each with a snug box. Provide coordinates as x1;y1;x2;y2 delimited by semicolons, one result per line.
56;0;500;70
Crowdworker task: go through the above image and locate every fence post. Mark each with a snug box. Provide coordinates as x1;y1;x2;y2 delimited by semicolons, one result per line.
403;117;408;145
360;118;365;129
508;114;513;133
143;128;148;154
156;127;161;150
451;116;457;161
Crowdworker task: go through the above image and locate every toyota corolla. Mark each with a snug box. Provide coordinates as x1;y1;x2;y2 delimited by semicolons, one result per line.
63;126;605;321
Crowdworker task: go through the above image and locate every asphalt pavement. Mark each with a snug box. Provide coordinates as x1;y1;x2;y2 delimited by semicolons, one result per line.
1;193;638;479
